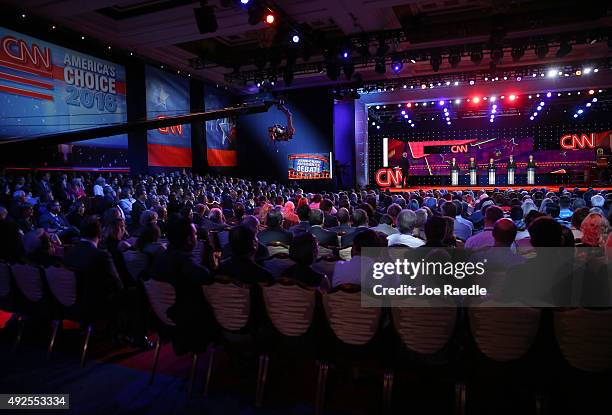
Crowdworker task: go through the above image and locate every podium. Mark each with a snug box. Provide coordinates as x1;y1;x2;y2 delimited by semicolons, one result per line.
527;167;535;185
507;168;515;185
450;167;459;186
469;168;477;186
488;167;496;185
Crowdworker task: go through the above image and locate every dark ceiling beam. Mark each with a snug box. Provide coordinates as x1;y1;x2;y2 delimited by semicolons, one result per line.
0;101;275;148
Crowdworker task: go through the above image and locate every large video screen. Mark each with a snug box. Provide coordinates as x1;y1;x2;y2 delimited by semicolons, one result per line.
386;133;610;175
288;152;332;179
146;65;191;167
0;26;128;167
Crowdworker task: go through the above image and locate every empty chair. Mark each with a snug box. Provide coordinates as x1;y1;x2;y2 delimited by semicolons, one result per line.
387;298;458;411
44;266;92;365
554;308;612;372
142;280;177;386
257;279;318;407
318;284;383;415
202;278;263;404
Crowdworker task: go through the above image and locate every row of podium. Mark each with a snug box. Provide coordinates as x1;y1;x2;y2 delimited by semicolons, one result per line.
451;167;535;186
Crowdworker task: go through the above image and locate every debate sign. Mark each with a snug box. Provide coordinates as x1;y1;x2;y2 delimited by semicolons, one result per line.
288;153;332;179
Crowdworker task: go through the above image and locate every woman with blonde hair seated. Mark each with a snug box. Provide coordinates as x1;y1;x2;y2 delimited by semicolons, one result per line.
577;212;609;248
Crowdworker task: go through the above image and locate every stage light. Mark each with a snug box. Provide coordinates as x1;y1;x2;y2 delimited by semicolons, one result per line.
265;12;275;25
509;94;516;101
240;0;250;4
256;82;261;87
194;4;218;34
558;93;562;96
469;80;475;85
540;101;545;106
586;103;591;107
455;99;461;104
21;13;26;18
422;102;427;107
546;92;552;98
472;96;480;103
445;81;450;86
583;67;592;74
403;84;407;89
489;118;494;123
492;104;497;109
391;58;403;74
594;68;599;73
517;76;522;81
592;98;597;102
404;114;409;119
447;122;452;125
500;95;505;99
375;105;380;109
588;89;595;95
371;122;376;126
446;117;450;121
454;81;459;86
483;97;488;101
51;25;56;29
530;116;534;120
528;95;532;99
342;50;350;59
421;84;427;89
547;69;557;78
533;112;538;116
490;96;496;102
401;110;406;115
573;114;578;118
376;125;381;129
537;106;542;111
292;34;300;43
439;100;445;106
407;103;412;108
81;35;85;40
577;109;584;114
411;124;415;127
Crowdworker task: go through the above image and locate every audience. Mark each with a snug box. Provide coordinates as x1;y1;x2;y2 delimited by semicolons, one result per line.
281;233;326;287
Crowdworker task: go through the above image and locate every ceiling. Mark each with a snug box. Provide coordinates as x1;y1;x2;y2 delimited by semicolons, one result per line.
1;0;611;93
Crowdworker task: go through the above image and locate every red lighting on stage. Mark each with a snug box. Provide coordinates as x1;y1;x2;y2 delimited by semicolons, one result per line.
472;96;480;103
406;103;412;108
509;94;517;101
265;12;275;24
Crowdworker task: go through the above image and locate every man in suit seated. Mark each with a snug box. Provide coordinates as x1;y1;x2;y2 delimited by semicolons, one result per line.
258;208;293;246
319;198;339;228
340;209;370;247
39;200;79;242
216;225;274;284
64;216;123;313
289;203;311;235
329;207;354;235
151;214;215;354
309;208;339;247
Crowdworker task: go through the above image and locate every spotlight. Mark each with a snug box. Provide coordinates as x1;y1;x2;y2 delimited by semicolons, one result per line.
546;92;552;98
589;89;595;94
439;100;445;106
535;41;549;59
292;34;300;43
509;94;516;101
472;96;480;103
490;96;496;102
530;116;534;120
470;48;483;64
583;67;592;74
537;106;542;111
342;50;350;59
374;58;386;74
455;99;461;104
540;102;545;106
401;110;406;115
577;109;584;114
194;3;218;34
556;40;572;57
592;98;597;102
547;69;558;78
265;11;275;25
573;114;578;118
391;56;403;74
469;80;475;85
586;103;591;107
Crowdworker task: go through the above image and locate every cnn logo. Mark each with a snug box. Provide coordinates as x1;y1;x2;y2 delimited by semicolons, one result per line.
560;133;595;150
376;168;403;187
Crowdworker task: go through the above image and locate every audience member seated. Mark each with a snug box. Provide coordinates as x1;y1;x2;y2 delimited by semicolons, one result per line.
329;207;353;235
333;229;381;287
472;218;525;271
258;209;293;246
280;233;326;287
309;208;339;247
387;209;424;247
422;216;448;248
319;198;339;228
370;214;398;236
281;201;299;229
464;206;504;250
67;200;87;231
216;225;274;284
16;203;36;234
340;208;370;247
577;212;609;247
22;229;63;268
289;203;311;235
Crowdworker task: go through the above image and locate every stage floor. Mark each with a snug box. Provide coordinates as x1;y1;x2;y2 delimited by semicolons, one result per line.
387;185;612;192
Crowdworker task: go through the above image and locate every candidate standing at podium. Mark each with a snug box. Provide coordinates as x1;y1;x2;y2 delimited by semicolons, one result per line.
468;157;478;186
507;155;517;185
487;158;496;185
527;155;536;185
450;158;460;186
399;152;411;188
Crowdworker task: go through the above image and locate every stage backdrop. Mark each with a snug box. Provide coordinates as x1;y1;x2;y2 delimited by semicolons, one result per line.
204;84;236;169
0;26;127;167
237;88;333;181
145;65;191;167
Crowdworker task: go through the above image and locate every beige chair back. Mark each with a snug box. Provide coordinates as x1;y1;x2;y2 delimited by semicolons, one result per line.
12;264;43;303
554;308;612;372
45;267;76;307
203;280;251;331
322;289;381;345
338;247;352;261
391;298;456;354
469;305;540;362
262;282;316;337
143;280;176;327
